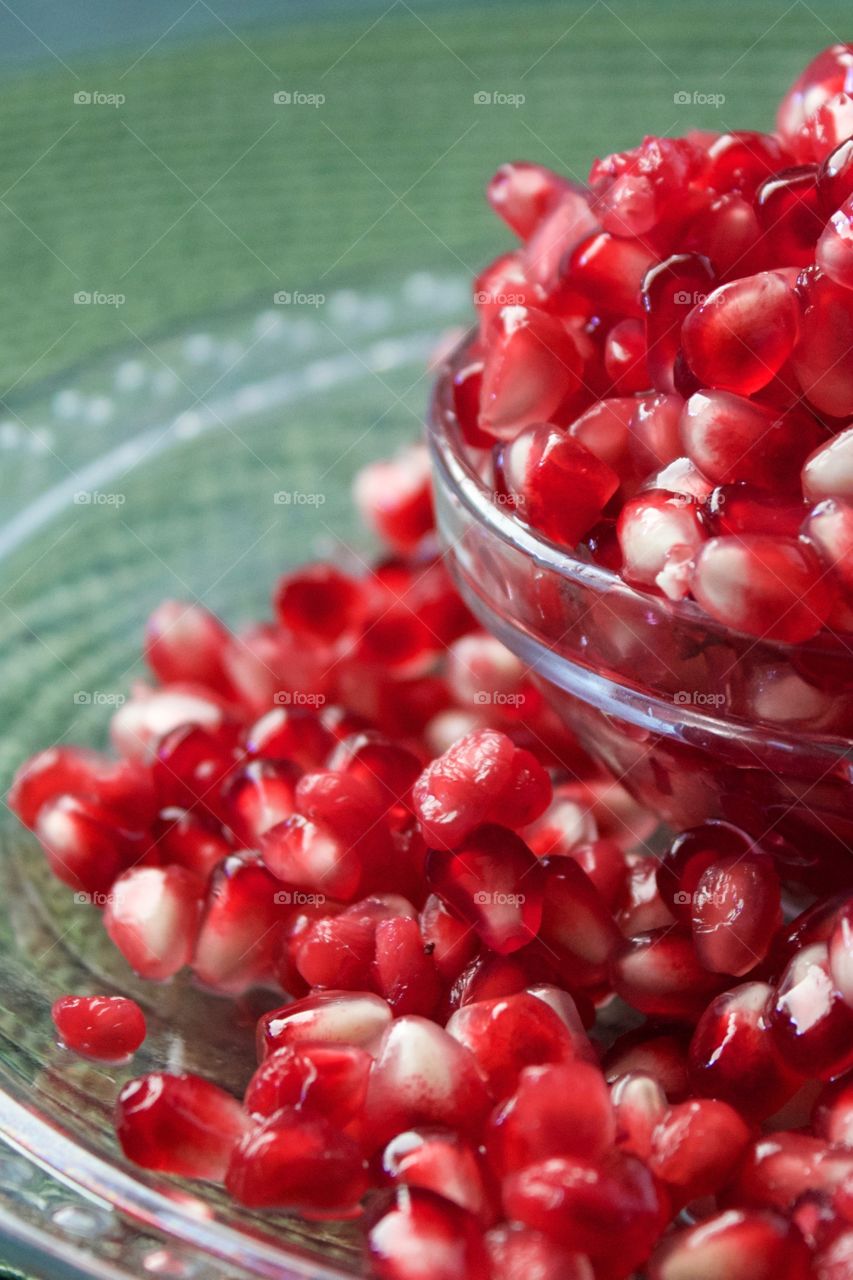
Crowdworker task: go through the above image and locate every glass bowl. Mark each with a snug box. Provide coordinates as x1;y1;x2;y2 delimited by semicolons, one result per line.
428;331;853;886
0;270;469;1280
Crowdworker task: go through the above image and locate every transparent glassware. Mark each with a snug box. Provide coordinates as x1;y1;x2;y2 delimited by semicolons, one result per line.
428;331;853;885
0;271;469;1280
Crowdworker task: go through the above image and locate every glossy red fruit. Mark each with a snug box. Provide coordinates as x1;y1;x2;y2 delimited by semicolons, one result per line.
294;896;410;990
705;483;808;538
830;904;853;1009
225;758;300;846
731;1132;853;1211
681;272;799;395
793;268;853;417
777;44;853;142
818;194;853;291
115;1072;248;1180
487;162;572;241
52;995;146;1062
412;729;550;851
617;489;705;598
691;535;833;643
479;306;582;440
685;194;766;280
802;426;853;502
156;809;231;879
629;391;684;476
756;166;824;267
354;443;434;554
244;1041;371;1126
569;232;658;318
566;397;634;470
642;253;715;393
804;498;853;620
691;855;780;976
418;894;479;982
367;1188;491;1280
705;132;793;198
373;915;442;1017
604;319;647;394
688;982;803;1120
110;684;229;762
244;705;334;770
496;423;619;549
503;1151;666;1272
814;1074;853;1147
604;1028;691;1101
648;1208;812;1280
537;856;622;988
680;391;820;488
648;1098;751;1205
9;746;153;830
34;795;146;897
657;821;751;923
382;1129;493;1221
151;722;239;822
590;136;704;241
819;137;853;214
227;1108;368;1217
192;854;285;993
259;990;392;1058
485;1223;593;1280
611;1072;668;1160
328;732;422;823
446;992;578;1100
144;601;232;694
771;942;853;1079
104;865;203;981
612;930;727;1021
364;1016;491;1148
802;91;853;163
274;563;363;642
486;1061;615;1177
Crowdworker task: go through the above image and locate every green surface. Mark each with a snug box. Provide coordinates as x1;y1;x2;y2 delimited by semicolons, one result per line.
0;0;850;395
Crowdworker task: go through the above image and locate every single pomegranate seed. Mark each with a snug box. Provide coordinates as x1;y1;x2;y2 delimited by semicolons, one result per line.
648;1097;751;1206
110;684;229;762
451;352;492;448
657;821;751;923
681;272;800;395
605;1028;691;1100
224;757;299;845
418;893;478;982
9;746;153;830
115;1072;248;1181
151;723;239;821
52;995;146;1062
756;166;824;267
244;1040;371;1126
486;162;572;240
590;136;704;241
817;194;853;290
537;856;622;987
604;318;647;394
691;535;833;643
259;990;392;1057
35;795;146;896
819;137;853;214
522;190;600;298
612;929;726;1021
802;91;853;163
681;390;819;488
104;865;203;981
473;253;537;338
144;601;232;694
611;1072;668;1160
685;193;766;280
793;268;853;418
803;498;853;627
366;1188;491;1280
705;131;793;198
691;854;780;976
770;942;853;1079
569;232;658;318
382;1129;494;1221
478;306;582;440
275;563;363;642
777;43;853;142
566;396;635;470
829;903;853;1010
814;1073;853;1148
364;1016;491;1148
156;808;231;879
641;253;715;393
485;1061;615;1177
446;991;578;1100
617;489;705;597
803;425;853;502
731;1131;853;1211
373;915;442;1017
704;482;808;538
689;982;804;1120
495;422;619;548
485;1222;593;1280
618;852;676;936
503;1150;666;1273
629;391;684;475
244;704;334;770
353;442;434;554
192;854;285;993
648;1208;812;1280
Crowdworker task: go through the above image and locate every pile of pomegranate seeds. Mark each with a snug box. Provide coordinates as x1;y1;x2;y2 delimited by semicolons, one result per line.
11;42;853;1280
462;43;853;645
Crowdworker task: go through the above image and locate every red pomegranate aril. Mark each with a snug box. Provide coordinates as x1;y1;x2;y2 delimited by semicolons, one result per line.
364;1016;491;1148
771;942;853;1079
657;820;751;923
705;131;793;199
110;684;229;763
803;425;853;502
419;893;478;982
295;907;380;991
777;43;853;142
793;268;853;417
152;723;240;821
104;865;203;981
681;390;819;488
225;758;300;845
193;854;285;993
642;253;715;393
485;1061;615;1177
648;1208;812;1280
373;915;442;1017
327;732;421;823
473;253;536;338
367;1188;491;1280
830;905;853;1009
648;1098;751;1205
804;498;853;613
618;853;676;936
611;1072;668;1160
691;855;780;976
52;995;146;1062
802;91;853;163
496;423;619;549
567;397;634;470
9;746;154;830
691;535;833;643
689;982;804;1120
446;991;577;1101
382;1129;493;1221
570;232;658;318
605;1028;691;1101
487;162;572;241
259;990;392;1058
274;563;363;642
353;442;434;554
522;190;600;298
685;194;766;280
245;705;334;771
244;1040;371;1126
612;929;727;1021
478;306;582;440
705;482;808;538
617;489;705;596
537;856;622;986
604;319;648;394
227;1108;367;1217
814;1074;853;1148
731;1131;853;1211
819;137;853;214
34;795;144;896
144;601;232;695
817;194;853;291
486;1223;593;1280
115;1072;248;1181
451;353;492;449
756;166;824;267
503;1150;666;1272
681;272;800;395
156;808;231;879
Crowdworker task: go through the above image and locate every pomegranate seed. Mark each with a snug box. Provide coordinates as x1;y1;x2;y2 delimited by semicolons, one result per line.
770;942;853;1079
244;1040;371;1126
382;1129;493;1221
648;1097;751;1205
604;319;647;394
353;443;434;554
814;1231;853;1280
611;1072;668;1160
485;1223;593;1280
569;232;658;318
681;272;799;395
224;758;299;845
756;166;824;267
151;723;239;821
473;253;536;338
155;809;231;879
245;704;334;770
803;91;853;163
486;162;572;241
689;981;804;1120
9;746;153;830
275;563;364;642
657;821;751;923
418;893;478;982
681;390;819;488
612;929;726;1021
591;136;704;241
605;1028;691;1100
815;1074;853;1147
705;482;808;538
104;865;203;981
567;396;635;470
706;131;793;198
617;489;705;596
110;684;229;762
35;795;146;896
829;903;853;1009
522;190;600;298
366;1188;491;1280
192;854;285;993
777;43;853;142
691;854;780;976
446;991;578;1100
537;856;622;987
144;601;232;695
373;915;442;1017
115;1072;248;1181
793;268;853;418
642;253;715;393
503;1151;666;1272
52;995;146;1062
364;1016;491;1147
259;990;392;1057
819;137;853;214
478;306;582;440
618;853;676;936
803;425;853;502
731;1131;853;1211
691;534;833;643
817;194;853;290
451;352;492;448
485;1061;615;1177
685;193;766;280
648;1208;812;1280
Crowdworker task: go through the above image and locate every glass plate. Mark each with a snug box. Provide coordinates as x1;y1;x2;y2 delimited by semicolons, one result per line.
0;270;469;1280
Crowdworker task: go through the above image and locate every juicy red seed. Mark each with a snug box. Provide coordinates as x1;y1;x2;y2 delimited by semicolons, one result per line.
110;685;230;763
569;232;658;318
353;442;434;555
629;391;684;476
730;1131;853;1211
688;982;804;1120
604;318;648;394
611;1072;668;1161
373;915;442;1017
522;191;600;299
274;563;364;642
9;746;154;830
226;1108;368;1217
487;162;572;241
756;166;824;267
446;992;578;1101
567;396;634;470
367;1188;491;1280
648;1098;751;1205
244;705;334;770
818;136;853;215
327;732;422;822
537;856;622;987
419;893;479;982
617;488;705;597
793;267;853;418
35;794;147;896
144;601;232;695
681;272;800;396
611;929;727;1021
155;809;231;879
657;821;752;923
604;1028;691;1101
777;44;853;142
648;1208;812;1280
259;990;393;1058
829;904;853;1009
641;253;715;393
478;306;583;440
680;390;820;488
225;757;300;845
485;1061;615;1177
802;423;853;502
151;723;240;819
691;855;781;976
684;193;766;280
817;195;853;290
382;1129;494;1222
704;483;808;538
104;865;204;981
771;941;853;1079
244;1041;371;1126
52;995;146;1061
115;1072;248;1181
486;1224;593;1280
192;854;286;993
705;131;793;199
